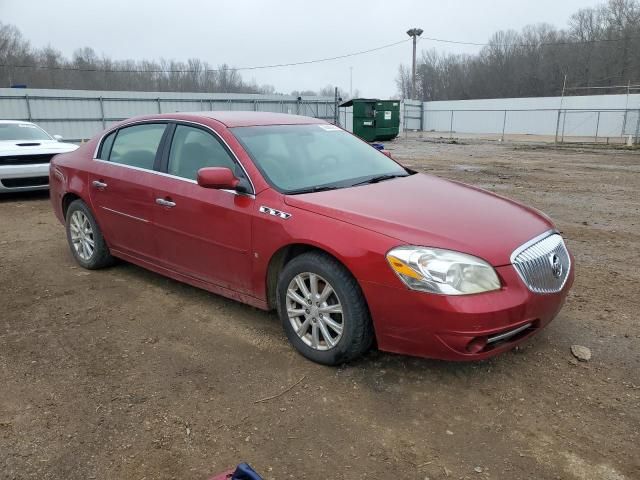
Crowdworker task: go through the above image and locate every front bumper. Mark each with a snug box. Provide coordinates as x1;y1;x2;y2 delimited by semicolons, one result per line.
362;261;574;361
0;163;50;192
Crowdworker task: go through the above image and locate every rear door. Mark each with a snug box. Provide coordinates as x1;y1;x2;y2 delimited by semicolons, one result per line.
89;122;168;262
151;123;254;293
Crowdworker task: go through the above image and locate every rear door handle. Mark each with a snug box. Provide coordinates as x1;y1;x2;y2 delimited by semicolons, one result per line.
92;180;108;189
155;198;176;208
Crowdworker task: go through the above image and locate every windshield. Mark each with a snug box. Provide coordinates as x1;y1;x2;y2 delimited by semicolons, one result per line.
231;124;407;193
0;123;52;141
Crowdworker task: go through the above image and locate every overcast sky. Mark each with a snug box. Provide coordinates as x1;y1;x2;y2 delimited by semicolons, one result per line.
1;0;603;97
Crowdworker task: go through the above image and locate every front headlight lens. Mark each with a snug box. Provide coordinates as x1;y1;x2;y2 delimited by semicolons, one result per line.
386;246;500;295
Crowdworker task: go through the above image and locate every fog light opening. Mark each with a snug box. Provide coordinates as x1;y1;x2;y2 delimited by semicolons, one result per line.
466;336;488;353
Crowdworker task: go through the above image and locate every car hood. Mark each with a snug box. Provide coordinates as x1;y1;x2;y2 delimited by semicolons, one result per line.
284;173;554;266
0;139;78;156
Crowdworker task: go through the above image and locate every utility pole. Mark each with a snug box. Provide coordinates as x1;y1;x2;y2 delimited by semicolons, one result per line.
406;28;423;100
554;74;567;144
334;86;339;126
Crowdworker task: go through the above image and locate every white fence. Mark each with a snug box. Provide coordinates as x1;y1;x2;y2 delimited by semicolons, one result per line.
0;88;338;142
2;88;639;144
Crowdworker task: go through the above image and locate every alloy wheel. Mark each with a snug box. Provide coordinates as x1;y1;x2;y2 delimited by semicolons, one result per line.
286;272;344;351
69;210;95;261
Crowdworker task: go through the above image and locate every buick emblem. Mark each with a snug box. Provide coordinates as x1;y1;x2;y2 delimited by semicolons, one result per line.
549;253;563;278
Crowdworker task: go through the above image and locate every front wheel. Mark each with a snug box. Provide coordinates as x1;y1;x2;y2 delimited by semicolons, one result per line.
277;251;374;365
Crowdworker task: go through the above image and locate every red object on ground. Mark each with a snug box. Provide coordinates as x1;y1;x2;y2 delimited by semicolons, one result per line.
208;469;235;480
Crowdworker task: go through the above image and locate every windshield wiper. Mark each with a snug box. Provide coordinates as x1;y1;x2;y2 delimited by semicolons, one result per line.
351;173;408;187
286;185;340;195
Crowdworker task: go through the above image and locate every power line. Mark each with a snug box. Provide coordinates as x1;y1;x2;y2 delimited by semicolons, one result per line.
1;32;638;76
565;84;640;90
418;34;640;48
0;38;410;74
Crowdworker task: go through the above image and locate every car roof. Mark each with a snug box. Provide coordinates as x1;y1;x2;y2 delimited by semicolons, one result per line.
129;111;328;128
0;120;36;125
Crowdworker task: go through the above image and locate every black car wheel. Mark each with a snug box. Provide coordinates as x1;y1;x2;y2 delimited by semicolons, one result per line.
65;199;114;269
277;251;374;365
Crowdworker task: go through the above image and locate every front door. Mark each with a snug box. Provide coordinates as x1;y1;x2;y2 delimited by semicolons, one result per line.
152;123;253;293
89;122;168;262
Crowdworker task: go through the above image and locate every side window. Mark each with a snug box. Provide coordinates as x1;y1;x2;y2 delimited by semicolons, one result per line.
98;130;116;160
168;125;237;181
108;123;166;170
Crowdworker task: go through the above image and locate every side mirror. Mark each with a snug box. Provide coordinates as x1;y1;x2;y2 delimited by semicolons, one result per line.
53;134;63;141
197;167;240;190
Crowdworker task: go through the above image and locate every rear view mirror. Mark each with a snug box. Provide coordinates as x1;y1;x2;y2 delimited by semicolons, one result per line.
197;167;240;190
381;150;393;159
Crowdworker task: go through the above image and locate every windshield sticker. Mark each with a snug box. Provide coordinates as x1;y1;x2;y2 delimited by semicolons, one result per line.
318;124;341;131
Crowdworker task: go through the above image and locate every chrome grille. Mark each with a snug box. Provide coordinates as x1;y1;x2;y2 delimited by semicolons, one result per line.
511;233;571;293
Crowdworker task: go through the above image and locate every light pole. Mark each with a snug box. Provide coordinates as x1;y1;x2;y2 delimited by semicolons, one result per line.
406;28;423;100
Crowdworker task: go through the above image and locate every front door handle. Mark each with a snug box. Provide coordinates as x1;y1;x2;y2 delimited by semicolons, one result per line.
92;180;108;189
155;197;176;208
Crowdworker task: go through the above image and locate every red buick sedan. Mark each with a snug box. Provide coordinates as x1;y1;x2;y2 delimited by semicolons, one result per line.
49;112;573;365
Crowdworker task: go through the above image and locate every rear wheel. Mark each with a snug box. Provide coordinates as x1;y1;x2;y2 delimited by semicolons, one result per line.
277;251;373;365
65;199;114;269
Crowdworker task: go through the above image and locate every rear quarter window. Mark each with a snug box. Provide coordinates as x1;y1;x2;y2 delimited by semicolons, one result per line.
97;130;116;160
105;123;167;170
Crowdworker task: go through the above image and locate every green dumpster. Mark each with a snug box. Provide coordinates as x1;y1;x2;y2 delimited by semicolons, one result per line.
374;100;400;141
339;98;400;142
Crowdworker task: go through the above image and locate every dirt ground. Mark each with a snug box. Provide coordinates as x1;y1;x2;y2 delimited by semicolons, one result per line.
1;134;638;480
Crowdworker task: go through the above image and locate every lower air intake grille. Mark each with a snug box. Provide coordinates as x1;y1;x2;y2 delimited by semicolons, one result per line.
1;176;49;188
0;154;54;166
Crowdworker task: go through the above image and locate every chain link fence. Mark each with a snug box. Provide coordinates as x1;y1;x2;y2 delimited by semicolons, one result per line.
415;107;640;145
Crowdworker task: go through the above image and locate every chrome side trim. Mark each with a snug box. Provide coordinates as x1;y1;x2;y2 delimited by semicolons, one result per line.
93;158;196;182
100;206;149;223
91;158;256;199
487;322;532;344
92;117;256;195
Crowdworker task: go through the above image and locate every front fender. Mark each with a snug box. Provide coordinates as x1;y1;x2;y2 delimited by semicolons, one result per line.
250;190;405;304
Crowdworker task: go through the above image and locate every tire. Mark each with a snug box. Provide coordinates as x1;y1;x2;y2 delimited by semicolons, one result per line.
65;199;114;269
277;251;374;365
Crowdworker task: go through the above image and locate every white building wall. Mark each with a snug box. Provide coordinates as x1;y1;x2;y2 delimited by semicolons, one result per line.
423;93;640;137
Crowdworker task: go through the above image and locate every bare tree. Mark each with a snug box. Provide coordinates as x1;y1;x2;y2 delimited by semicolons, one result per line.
396;0;640;100
0;21;274;94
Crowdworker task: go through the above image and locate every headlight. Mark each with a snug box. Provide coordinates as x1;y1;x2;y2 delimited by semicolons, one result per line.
386;246;500;295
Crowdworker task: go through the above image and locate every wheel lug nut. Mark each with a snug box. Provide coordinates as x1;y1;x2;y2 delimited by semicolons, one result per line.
305;309;310;314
